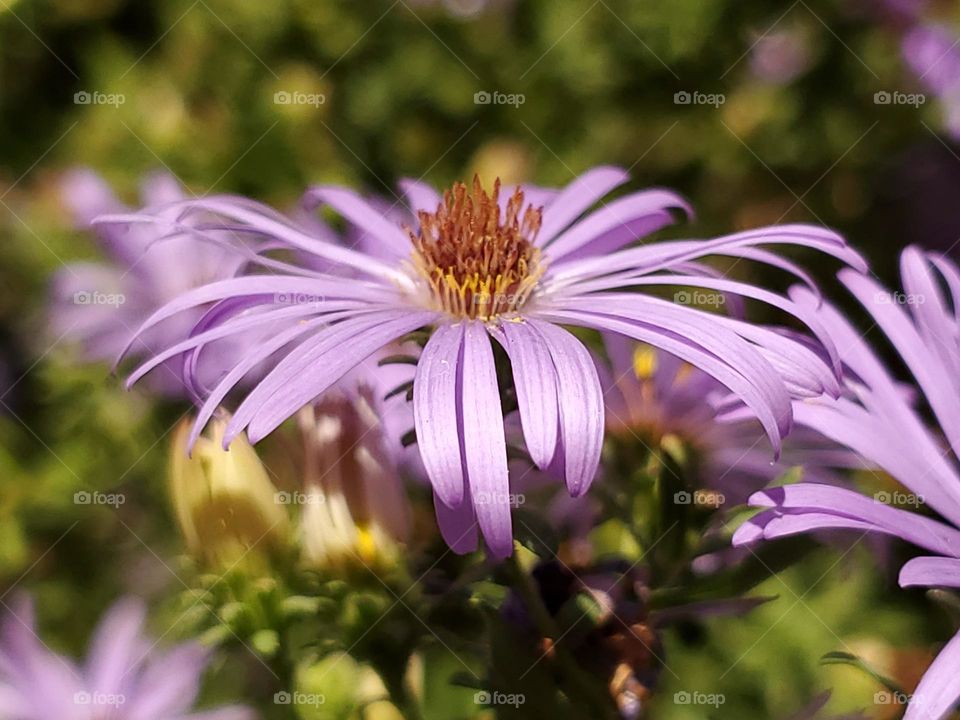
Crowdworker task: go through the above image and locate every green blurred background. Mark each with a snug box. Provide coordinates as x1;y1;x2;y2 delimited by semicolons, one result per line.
2;0;959;717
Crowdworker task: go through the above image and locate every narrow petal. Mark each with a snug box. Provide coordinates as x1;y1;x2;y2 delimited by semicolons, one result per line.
903;630;960;720
127;301;362;388
899;557;960;588
414;323;467;508
433;490;478;555
85;597;148;698
545;188;692;262
749;484;960;557
526;319;604;497
114;275;396;367
732;510;876;546
302;186;411;258
842;268;960;460
125;643;209;720
499;320;559;469
536;166;631;244
398;178;441;215
238;311;438;444
461;322;512;558
188;315;336;449
539;305;792;453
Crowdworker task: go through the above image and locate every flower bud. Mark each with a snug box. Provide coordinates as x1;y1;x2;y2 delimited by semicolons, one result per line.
168;416;289;567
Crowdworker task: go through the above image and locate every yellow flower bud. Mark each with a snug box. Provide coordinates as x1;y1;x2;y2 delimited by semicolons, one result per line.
168;416;289;567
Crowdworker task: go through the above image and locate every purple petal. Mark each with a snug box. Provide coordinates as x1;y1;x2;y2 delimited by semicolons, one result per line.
901;246;960;379
85;597;148;698
552;276;841;377
498;320;559;469
732;509;877;547
124;642;209;720
747;484;960;556
302;186;411;258
792;401;960;527
238;310;438;444
188;314;337;449
526;319;603;497
899;556;960;588
536;166;630;244
127;301;363;389
140;171;186;207
539;303;792;453
99;196;402;282
545;188;692;263
549;224;866;287
903;630;960;720
842;268;960;461
433;489;478;555
398;178;441;215
414;323;467;508
461;322;512;558
115;275;396;366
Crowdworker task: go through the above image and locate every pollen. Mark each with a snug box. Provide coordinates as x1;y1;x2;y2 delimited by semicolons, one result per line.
409;176;545;320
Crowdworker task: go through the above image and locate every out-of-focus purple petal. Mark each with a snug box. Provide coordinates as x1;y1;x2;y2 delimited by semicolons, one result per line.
414;323;467;508
124;642;209;719
398;178;441;215
61;168;124;228
85;596;147;698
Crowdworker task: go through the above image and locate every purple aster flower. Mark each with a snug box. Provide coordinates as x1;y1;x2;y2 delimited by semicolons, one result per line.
0;594;254;720
102;166;864;558
51;169;250;397
599;333;855;506
734;247;960;720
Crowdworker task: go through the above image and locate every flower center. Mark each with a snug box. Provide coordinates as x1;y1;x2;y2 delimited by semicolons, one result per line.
409;176;544;320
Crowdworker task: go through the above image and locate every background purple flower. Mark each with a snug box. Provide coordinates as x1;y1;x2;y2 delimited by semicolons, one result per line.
599;333;855;506
903;24;960;141
735;247;960;720
0;594;254;720
50;169;250;397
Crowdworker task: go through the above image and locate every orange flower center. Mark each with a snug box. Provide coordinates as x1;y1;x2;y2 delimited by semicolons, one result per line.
409;176;544;320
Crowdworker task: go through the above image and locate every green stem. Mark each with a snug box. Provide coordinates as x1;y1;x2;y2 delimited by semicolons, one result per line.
504;546;616;718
